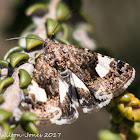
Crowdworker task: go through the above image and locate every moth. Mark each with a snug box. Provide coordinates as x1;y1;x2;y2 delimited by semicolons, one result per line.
21;38;135;125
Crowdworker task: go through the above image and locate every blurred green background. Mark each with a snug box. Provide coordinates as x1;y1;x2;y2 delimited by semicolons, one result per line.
0;0;140;140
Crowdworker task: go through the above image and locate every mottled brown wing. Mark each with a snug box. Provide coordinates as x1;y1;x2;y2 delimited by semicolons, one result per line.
26;55;61;124
70;71;100;113
66;45;135;110
33;53;78;125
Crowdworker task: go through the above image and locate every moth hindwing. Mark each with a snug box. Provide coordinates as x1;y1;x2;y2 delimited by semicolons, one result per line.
22;39;135;125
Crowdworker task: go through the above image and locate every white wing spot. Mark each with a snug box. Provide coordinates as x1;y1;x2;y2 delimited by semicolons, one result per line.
71;72;88;91
58;77;69;103
28;80;47;102
95;54;113;78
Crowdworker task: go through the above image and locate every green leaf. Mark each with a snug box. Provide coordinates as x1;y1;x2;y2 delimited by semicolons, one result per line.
55;36;70;45
19;69;32;88
56;2;71;21
21;122;39;134
0;109;12;123
21;111;38;122
0;60;9;68
3;46;24;61
1;122;12;140
0;77;14;93
10;53;29;67
26;3;48;16
98;130;123;140
46;18;61;36
0;94;4;104
26;34;43;50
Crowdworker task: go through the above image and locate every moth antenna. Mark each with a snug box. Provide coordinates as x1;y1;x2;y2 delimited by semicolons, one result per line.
50;9;75;39
6;36;45;43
